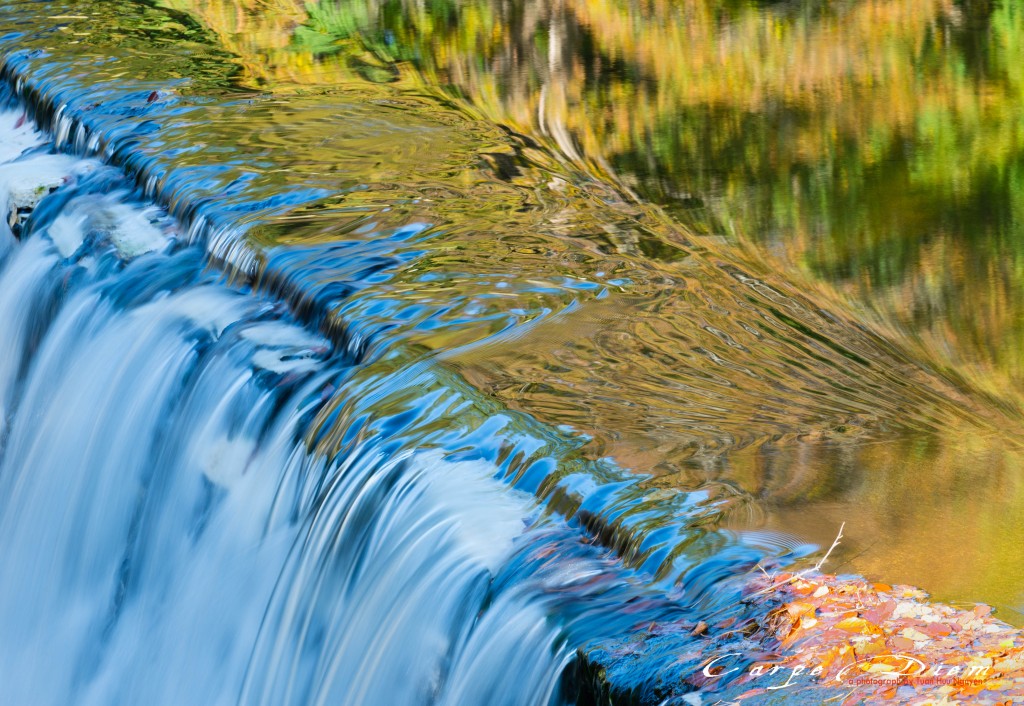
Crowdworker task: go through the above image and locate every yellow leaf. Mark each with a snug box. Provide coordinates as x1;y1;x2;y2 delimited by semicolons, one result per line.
835;617;882;635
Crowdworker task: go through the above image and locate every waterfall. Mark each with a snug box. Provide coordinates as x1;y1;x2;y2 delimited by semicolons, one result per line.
0;108;708;706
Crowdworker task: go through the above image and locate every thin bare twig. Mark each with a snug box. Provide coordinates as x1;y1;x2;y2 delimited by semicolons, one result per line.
748;522;846;599
812;521;845;573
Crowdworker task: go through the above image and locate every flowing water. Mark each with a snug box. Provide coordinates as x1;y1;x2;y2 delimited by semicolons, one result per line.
0;0;1023;703
0;110;722;705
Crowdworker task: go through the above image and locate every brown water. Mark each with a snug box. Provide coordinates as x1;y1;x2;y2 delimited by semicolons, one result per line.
10;0;1024;622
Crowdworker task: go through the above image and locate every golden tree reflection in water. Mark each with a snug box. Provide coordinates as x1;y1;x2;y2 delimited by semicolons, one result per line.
156;0;1024;621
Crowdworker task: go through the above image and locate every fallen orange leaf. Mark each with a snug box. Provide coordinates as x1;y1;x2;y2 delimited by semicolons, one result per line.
835;616;882;635
785;601;817;620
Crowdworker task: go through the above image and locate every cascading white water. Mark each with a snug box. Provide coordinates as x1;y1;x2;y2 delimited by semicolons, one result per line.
0;111;588;706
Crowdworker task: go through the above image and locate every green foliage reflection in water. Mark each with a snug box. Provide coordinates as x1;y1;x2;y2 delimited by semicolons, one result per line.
368;0;1024;402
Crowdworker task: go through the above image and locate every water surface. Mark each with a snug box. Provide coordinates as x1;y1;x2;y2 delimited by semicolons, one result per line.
2;0;1022;641
145;0;1024;621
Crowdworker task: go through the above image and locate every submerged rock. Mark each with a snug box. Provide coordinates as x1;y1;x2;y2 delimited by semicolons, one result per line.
0;153;85;234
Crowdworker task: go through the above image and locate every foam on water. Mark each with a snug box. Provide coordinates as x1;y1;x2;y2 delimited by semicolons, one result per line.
0;108;43;162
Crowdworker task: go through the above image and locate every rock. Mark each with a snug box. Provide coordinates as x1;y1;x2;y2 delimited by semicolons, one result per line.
0;153;88;231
